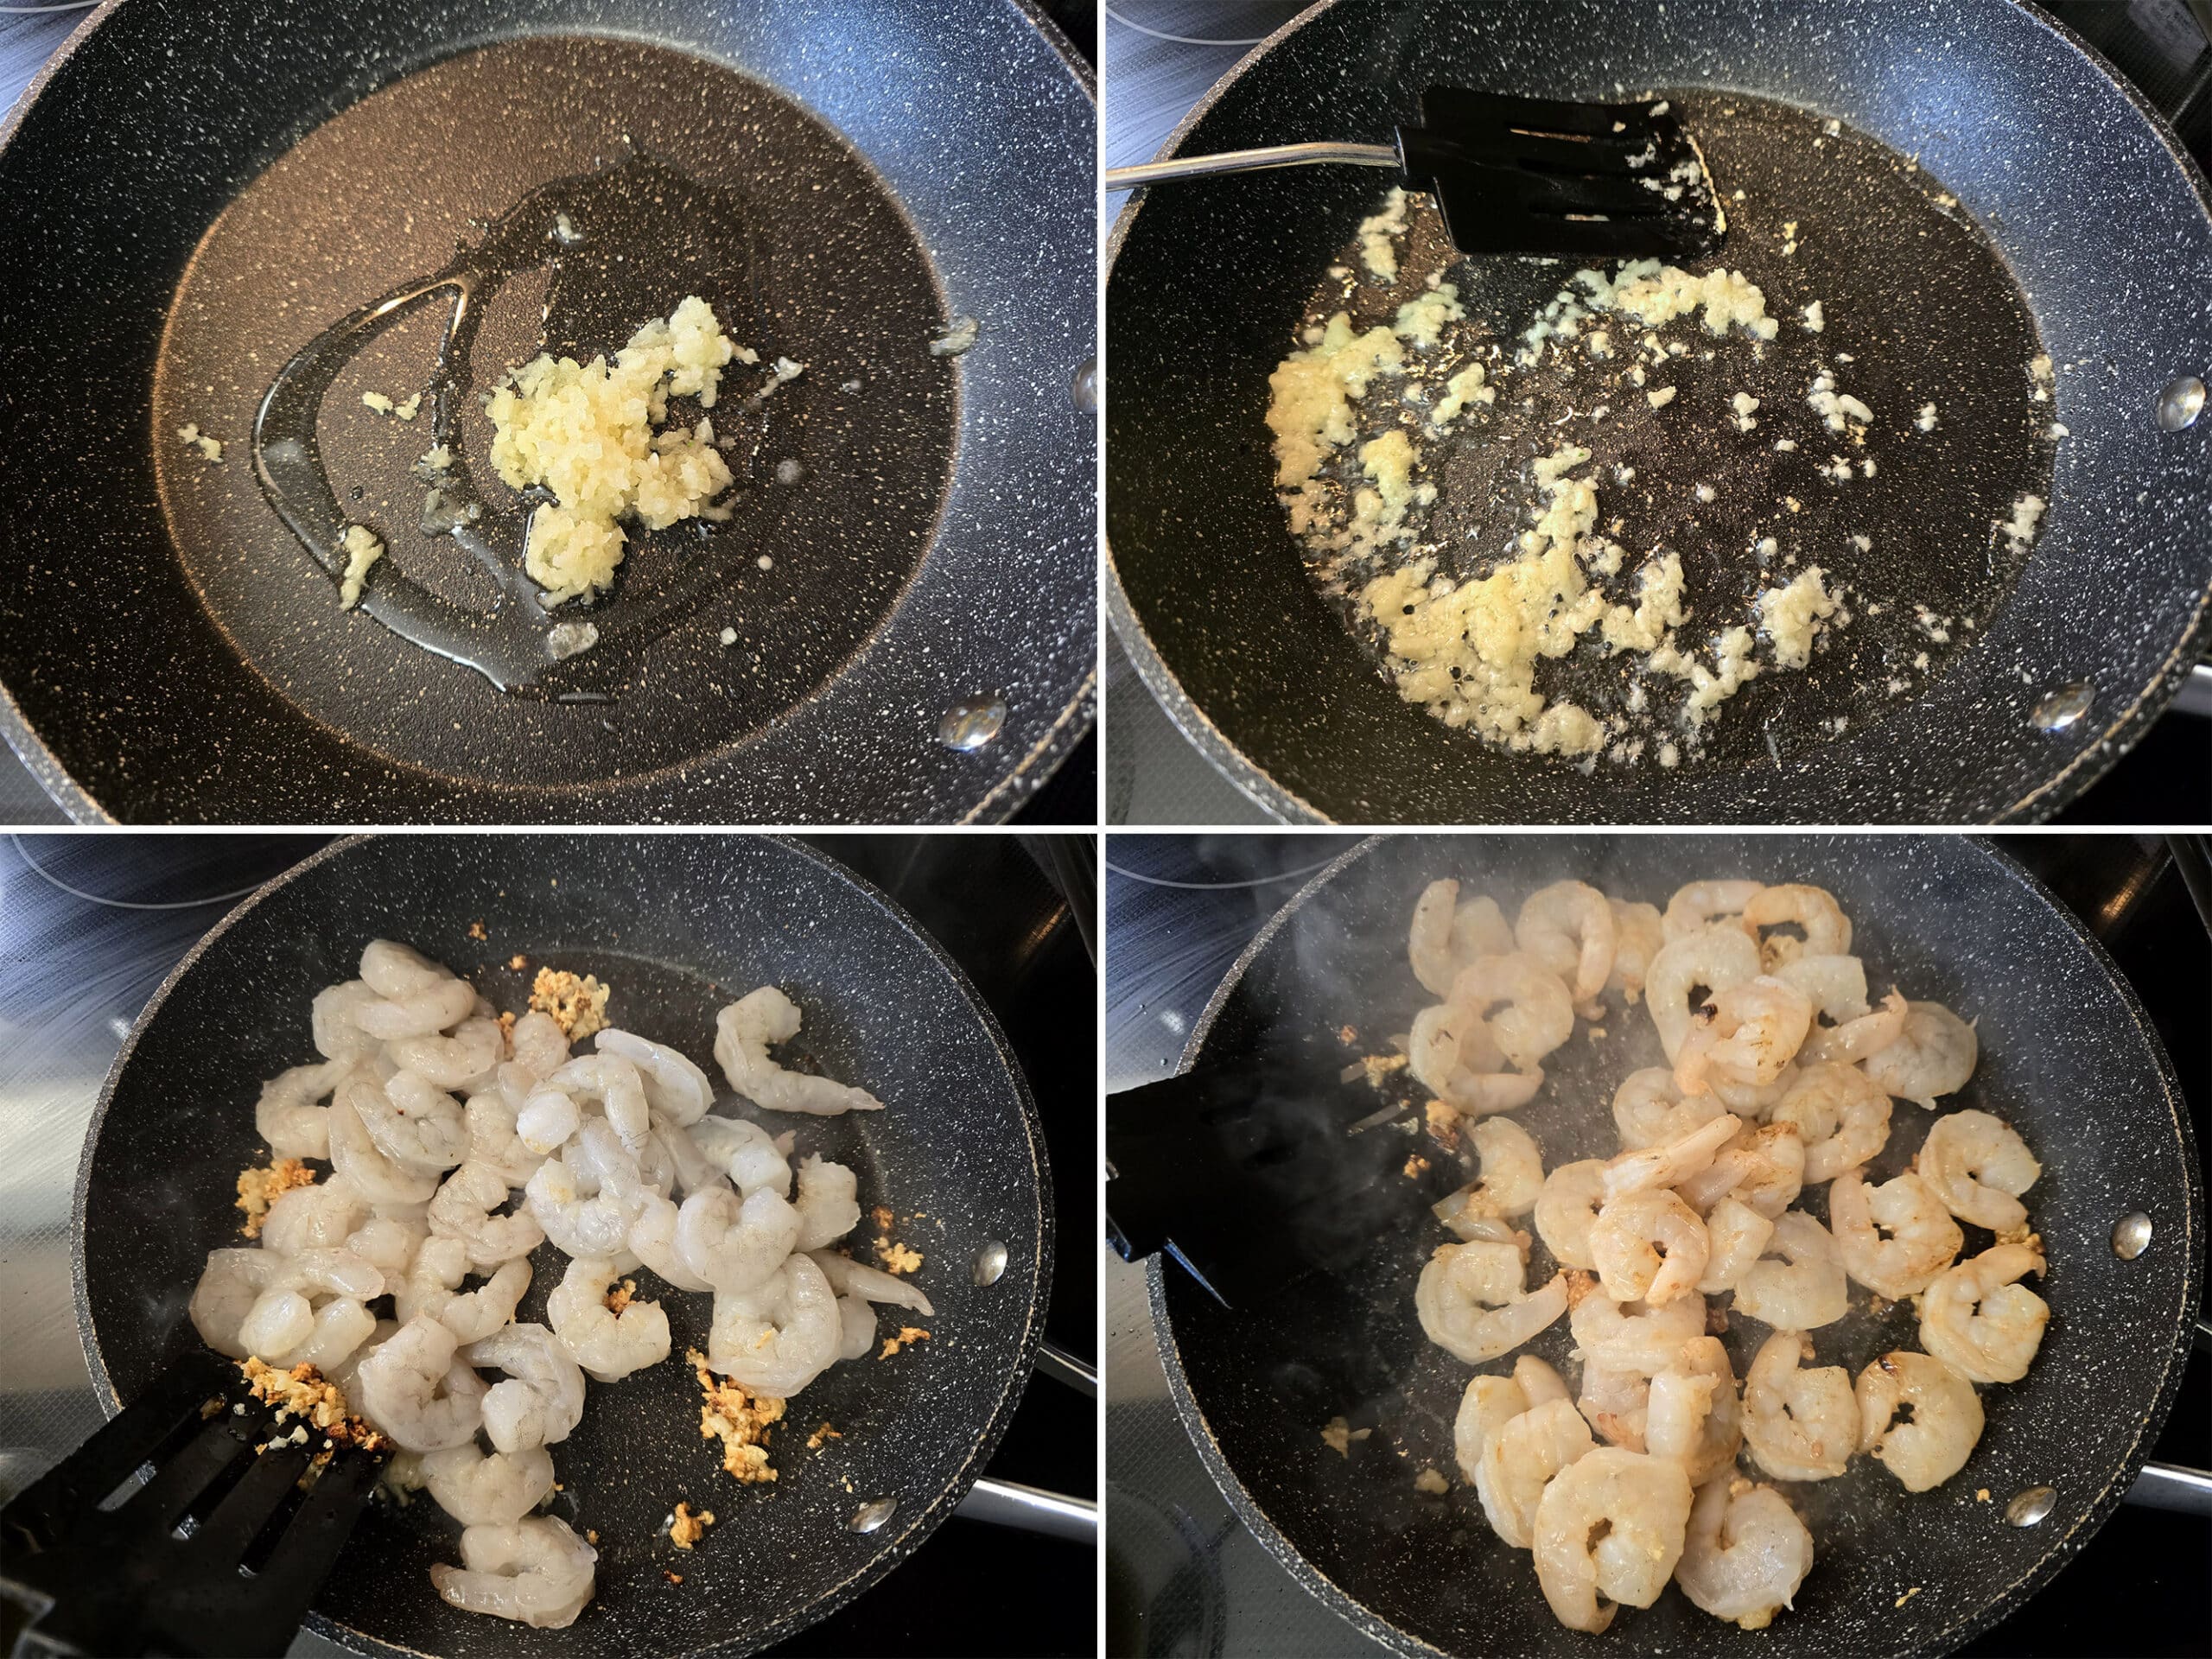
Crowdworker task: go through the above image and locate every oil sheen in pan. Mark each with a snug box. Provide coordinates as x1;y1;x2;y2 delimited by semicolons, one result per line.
150;35;957;788
1293;92;2058;774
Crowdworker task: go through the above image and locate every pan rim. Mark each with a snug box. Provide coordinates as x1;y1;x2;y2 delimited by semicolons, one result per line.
1142;831;2204;1657
67;830;1058;1658
1101;0;2212;825
0;0;1097;826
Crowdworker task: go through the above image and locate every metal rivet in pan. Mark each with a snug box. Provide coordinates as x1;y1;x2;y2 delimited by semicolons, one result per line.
2005;1486;2056;1527
973;1240;1008;1286
848;1497;899;1533
938;696;1007;751
2156;374;2205;431
2111;1211;2153;1259
1071;357;1098;413
2030;682;2093;733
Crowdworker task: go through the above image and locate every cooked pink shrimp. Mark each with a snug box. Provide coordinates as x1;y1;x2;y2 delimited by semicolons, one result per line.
1856;1350;1985;1491
1916;1109;2041;1234
1662;880;1764;942
1919;1243;2049;1384
1741;883;1852;969
1769;1062;1892;1183
1605;899;1665;1005
1829;1169;1961;1300
1589;1188;1709;1306
1516;880;1618;1017
1674;976;1812;1095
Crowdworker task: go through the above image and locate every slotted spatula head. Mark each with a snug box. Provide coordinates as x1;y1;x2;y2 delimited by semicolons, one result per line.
1396;87;1724;260
0;1347;387;1658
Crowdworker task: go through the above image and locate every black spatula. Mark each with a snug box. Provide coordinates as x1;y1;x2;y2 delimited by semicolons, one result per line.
0;1347;387;1658
1105;86;1723;261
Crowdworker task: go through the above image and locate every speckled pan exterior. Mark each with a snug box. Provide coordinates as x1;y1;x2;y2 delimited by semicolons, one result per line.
1146;834;2202;1656
0;0;1095;824
1104;0;2212;823
69;834;1053;1657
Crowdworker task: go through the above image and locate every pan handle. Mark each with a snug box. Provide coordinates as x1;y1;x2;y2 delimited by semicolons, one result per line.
1037;1341;1099;1397
957;1476;1098;1542
2125;1461;2212;1516
1107;141;1400;190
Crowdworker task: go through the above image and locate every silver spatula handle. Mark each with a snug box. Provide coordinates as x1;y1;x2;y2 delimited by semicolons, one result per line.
1106;141;1399;190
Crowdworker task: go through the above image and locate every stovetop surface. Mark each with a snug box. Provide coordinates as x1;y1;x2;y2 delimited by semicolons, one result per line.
0;831;1096;1659
1103;830;2210;1657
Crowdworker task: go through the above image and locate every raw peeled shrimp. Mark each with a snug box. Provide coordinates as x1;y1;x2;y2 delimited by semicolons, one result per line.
1435;1118;1545;1234
1645;925;1761;1062
312;981;383;1063
1662;880;1763;942
513;1084;580;1157
524;1150;631;1259
1769;1062;1892;1183
398;1236;531;1344
270;1297;376;1372
1915;1109;2041;1233
1731;1211;1848;1331
677;1185;801;1293
592;1028;715;1125
1455;894;1517;960
358;976;477;1042
422;1441;557;1527
359;1071;473;1174
1674;976;1811;1095
836;1294;877;1360
429;1161;546;1268
1600;1113;1740;1203
1588;1189;1709;1306
1577;1359;1650;1452
690;1114;794;1198
429;1516;597;1630
1828;1169;1961;1300
1741;883;1852;970
1860;1000;1979;1105
1566;1275;1705;1374
1453;1355;1569;1483
1856;1350;1985;1491
388;1016;504;1093
190;1249;295;1357
1644;1337;1741;1485
467;1323;586;1454
462;1092;546;1188
1674;1122;1805;1220
1533;1160;1607;1270
1918;1242;2050;1384
1740;1331;1856;1481
1695;1196;1775;1295
548;1053;652;1157
360;939;453;998
1408;1000;1541;1117
810;1248;935;1316
546;1256;671;1382
328;1077;440;1206
354;1315;489;1452
708;1251;843;1395
1675;1477;1815;1630
1451;954;1575;1073
793;1154;862;1250
256;1059;351;1160
1479;1397;1597;1549
1414;1241;1567;1364
1610;1067;1726;1152
626;1192;715;1292
1605;899;1664;1004
240;1289;317;1357
652;1122;725;1198
1530;1447;1694;1634
715;988;885;1116
1516;880;1617;1016
259;1174;365;1257
346;1211;428;1281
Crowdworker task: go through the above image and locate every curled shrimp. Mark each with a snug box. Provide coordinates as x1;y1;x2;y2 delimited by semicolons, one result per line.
353;1314;488;1452
422;1441;556;1527
1915;1109;2041;1233
388;1015;505;1093
1450;953;1575;1073
1777;954;1907;1065
546;1255;671;1382
356;1070;473;1176
677;1185;801;1293
1409;1001;1541;1117
270;1298;377;1372
328;1076;440;1207
1662;880;1763;942
1610;1067;1726;1152
462;1091;546;1188
1605;899;1664;1005
1856;1350;1985;1491
708;1252;843;1395
1675;1122;1805;1221
1435;1118;1546;1235
1516;880;1618;1017
468;1323;586;1454
1410;878;1464;996
548;1052;652;1157
689;1115;795;1197
312;982;383;1063
715;988;885;1116
592;1028;715;1126
1533;1160;1608;1270
1829;1169;1961;1300
1600;1113;1740;1203
1860;1000;1978;1105
345;1211;427;1281
259;1174;365;1257
398;1236;532;1344
1645;925;1761;1062
1577;1357;1650;1452
1589;1189;1709;1306
1566;1274;1705;1373
428;1160;545;1268
1695;1196;1775;1295
523;1151;631;1259
1918;1242;2050;1383
1740;1330;1856;1482
1741;883;1852;970
499;1012;571;1094
1415;1240;1568;1364
626;1192;715;1292
1731;1211;1847;1331
1769;1062;1892;1183
358;976;477;1042
1675;1476;1814;1630
429;1516;596;1630
1531;1447;1694;1633
793;1154;862;1250
1675;976;1811;1095
1644;1337;1742;1485
256;1059;350;1161
1453;1354;1568;1484
1479;1396;1596;1549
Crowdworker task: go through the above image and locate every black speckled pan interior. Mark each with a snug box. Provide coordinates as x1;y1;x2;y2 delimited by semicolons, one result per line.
1105;0;2212;823
71;833;1053;1657
1148;834;2202;1656
0;0;1096;823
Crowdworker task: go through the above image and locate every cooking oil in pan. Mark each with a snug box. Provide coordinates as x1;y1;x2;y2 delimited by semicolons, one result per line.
1287;92;2058;774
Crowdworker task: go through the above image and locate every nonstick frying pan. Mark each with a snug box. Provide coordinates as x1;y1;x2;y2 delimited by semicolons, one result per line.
1104;0;2212;823
0;0;1096;823
70;834;1055;1656
1133;835;2203;1656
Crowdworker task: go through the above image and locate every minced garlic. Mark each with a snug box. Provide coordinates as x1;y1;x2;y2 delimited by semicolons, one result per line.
879;1326;931;1359
1356;186;1409;280
529;967;611;1040
175;423;223;462
688;1347;785;1484
874;1237;923;1275
670;1501;715;1548
338;524;383;609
